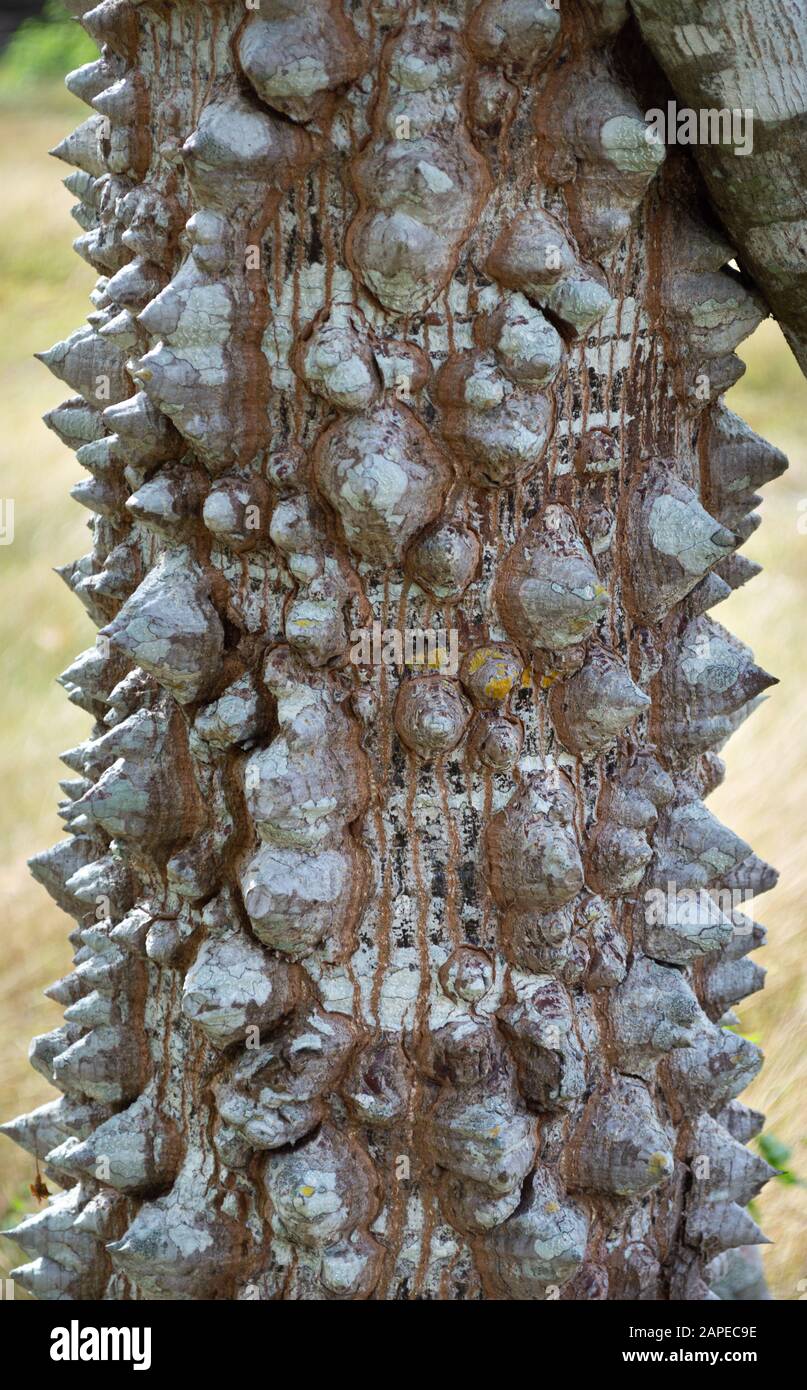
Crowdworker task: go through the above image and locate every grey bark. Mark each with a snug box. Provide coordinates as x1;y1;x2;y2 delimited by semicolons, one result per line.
632;0;807;374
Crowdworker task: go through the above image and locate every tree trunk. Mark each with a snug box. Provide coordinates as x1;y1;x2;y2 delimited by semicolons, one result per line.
2;0;792;1301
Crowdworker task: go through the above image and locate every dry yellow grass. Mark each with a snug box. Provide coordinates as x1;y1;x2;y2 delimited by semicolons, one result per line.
710;322;807;1301
0;88;98;1294
0;87;804;1300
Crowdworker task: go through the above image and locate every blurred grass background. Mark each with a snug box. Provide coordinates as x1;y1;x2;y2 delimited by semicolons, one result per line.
0;3;804;1301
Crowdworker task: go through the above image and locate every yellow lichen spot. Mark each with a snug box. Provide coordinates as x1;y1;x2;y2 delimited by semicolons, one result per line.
485;671;514;702
297;1184;315;1198
429;647;449;669
593;584;608;597
291;618;314;628
520;669;532;688
545;1201;560;1214
487;1124;501;1138
648;1151;670;1176
540;670;561;689
468;648;496;675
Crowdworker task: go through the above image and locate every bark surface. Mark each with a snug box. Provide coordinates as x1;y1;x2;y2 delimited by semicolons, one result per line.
1;0;791;1301
632;0;807;375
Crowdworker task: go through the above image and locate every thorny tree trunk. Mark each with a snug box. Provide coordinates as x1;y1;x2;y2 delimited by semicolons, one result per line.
2;0;798;1302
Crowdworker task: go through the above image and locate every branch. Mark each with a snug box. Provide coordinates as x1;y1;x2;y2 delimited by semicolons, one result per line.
631;0;807;374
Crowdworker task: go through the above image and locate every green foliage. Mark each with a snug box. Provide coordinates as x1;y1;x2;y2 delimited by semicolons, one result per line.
748;1134;804;1219
0;2;96;86
756;1133;805;1187
1;1187;33;1222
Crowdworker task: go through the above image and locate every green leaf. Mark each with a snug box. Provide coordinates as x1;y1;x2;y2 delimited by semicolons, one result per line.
757;1133;793;1169
0;2;97;87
